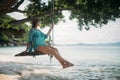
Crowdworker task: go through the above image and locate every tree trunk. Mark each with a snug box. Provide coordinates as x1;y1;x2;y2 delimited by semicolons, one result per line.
0;0;17;16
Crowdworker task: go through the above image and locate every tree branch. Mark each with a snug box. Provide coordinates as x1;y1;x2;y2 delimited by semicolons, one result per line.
15;9;27;13
0;0;17;16
13;0;25;9
10;12;50;25
7;0;25;13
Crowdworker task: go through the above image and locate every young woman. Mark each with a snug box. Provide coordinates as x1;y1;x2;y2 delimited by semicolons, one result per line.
24;18;74;69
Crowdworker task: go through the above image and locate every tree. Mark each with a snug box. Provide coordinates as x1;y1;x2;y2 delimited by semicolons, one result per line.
0;15;28;45
0;0;120;30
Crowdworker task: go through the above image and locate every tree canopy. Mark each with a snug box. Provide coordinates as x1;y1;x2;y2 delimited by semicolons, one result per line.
0;0;120;30
0;15;28;45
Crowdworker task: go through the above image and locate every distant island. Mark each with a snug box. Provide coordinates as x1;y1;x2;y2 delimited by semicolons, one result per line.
56;42;120;46
77;42;120;46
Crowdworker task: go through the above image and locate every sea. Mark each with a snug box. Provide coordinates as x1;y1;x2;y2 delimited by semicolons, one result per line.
0;45;120;80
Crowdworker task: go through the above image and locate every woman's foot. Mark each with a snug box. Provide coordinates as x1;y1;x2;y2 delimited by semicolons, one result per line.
62;62;74;69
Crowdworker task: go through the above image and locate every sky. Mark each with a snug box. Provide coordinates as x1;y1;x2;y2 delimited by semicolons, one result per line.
8;0;120;44
49;13;120;44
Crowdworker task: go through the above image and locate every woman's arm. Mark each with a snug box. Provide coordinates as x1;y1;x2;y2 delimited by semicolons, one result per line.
24;42;31;52
47;26;54;36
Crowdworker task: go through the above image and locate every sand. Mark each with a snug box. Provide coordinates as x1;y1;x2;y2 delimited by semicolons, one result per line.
0;74;19;80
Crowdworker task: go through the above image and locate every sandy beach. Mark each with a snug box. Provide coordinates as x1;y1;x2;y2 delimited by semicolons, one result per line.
0;74;19;80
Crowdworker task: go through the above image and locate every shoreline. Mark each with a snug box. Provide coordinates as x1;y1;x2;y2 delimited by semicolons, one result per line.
0;74;19;80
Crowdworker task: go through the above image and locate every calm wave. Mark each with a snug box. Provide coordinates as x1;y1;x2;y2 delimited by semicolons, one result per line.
0;45;120;80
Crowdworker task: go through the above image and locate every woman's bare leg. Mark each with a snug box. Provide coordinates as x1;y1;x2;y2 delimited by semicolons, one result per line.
37;46;74;68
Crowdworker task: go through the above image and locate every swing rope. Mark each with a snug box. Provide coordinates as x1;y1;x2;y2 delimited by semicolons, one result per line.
49;0;54;61
51;0;54;44
49;0;54;45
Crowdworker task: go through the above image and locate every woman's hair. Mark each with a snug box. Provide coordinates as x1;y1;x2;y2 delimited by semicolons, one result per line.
31;18;39;28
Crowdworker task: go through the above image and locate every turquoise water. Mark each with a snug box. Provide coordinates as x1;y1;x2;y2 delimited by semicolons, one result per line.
0;45;120;80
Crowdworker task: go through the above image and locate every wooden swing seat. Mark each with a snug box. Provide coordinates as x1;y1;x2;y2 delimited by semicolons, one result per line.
15;51;46;57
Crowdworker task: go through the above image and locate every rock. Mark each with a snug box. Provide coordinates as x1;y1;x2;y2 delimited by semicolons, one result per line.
8;43;14;46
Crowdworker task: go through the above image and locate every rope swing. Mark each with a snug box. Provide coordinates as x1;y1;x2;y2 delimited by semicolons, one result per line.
15;0;55;57
48;0;54;45
51;0;54;44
